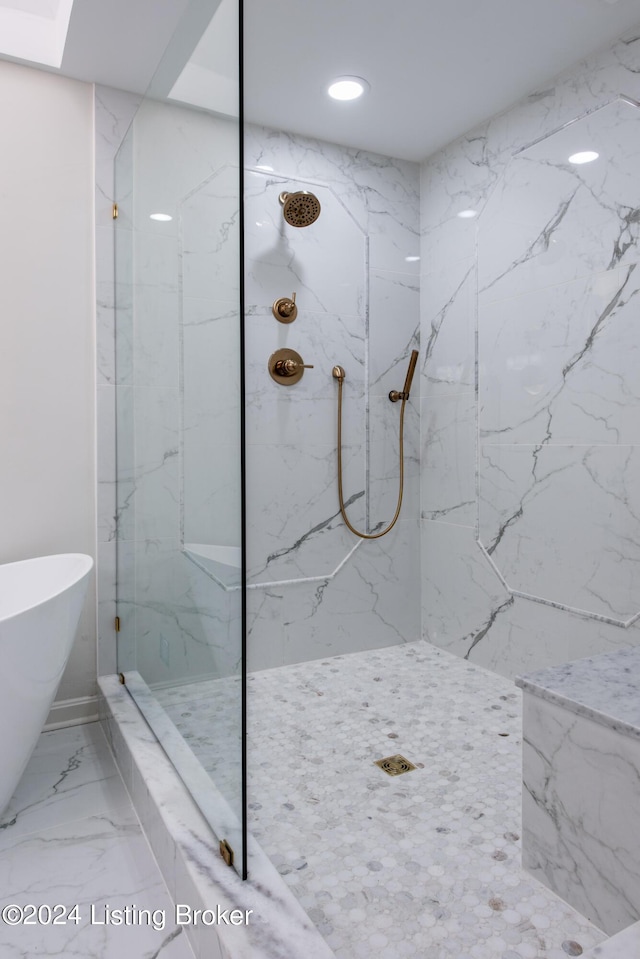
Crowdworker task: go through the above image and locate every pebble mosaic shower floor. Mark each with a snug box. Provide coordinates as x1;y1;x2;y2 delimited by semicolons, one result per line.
157;642;607;959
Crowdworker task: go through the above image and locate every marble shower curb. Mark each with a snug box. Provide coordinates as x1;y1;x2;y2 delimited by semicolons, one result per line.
98;675;334;959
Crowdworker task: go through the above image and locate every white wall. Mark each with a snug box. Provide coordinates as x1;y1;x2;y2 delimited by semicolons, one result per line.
0;60;96;707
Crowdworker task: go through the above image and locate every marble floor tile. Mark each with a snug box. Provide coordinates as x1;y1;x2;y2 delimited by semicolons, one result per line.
0;722;194;959
0;723;134;842
159;642;608;959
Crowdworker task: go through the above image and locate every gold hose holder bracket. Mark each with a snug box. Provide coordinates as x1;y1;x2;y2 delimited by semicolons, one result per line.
389;349;419;402
268;348;314;385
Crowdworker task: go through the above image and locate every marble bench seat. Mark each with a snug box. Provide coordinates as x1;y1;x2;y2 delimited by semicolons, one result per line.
516;646;640;936
584;920;640;958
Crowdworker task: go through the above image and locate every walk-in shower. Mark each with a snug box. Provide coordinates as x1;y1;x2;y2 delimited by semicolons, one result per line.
106;1;640;956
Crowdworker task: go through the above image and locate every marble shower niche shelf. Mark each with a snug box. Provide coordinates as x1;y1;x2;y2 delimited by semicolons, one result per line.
517;646;640;936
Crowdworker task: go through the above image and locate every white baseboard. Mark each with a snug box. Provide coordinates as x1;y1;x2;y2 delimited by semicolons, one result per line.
44;695;99;731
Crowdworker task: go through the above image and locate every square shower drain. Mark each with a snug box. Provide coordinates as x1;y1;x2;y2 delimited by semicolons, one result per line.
374;754;417;776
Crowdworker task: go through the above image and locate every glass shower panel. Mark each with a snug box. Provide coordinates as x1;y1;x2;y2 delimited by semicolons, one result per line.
114;0;245;876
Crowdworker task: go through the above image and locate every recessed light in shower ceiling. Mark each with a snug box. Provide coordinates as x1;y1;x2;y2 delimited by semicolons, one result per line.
568;150;599;164
327;76;369;101
149;213;173;222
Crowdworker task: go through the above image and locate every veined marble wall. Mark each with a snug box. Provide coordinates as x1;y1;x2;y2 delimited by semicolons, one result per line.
420;28;640;677
95;86;142;679
243;125;421;671
108;96;243;688
97;96;421;686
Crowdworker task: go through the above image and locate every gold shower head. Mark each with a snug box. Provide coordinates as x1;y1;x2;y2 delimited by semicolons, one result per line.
279;190;321;227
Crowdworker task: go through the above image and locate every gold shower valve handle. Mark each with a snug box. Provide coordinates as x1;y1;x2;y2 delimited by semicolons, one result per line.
268;348;314;385
276;358;313;376
272;292;298;323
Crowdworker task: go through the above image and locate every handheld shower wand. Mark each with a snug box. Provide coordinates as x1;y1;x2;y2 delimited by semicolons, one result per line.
389;349;419;402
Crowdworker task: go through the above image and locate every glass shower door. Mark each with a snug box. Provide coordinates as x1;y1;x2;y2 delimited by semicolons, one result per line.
114;0;245;877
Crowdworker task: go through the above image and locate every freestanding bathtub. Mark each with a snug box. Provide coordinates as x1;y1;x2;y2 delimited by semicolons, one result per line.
0;553;93;815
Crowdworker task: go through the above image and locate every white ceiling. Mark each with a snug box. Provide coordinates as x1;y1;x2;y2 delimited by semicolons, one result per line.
242;0;640;161
2;0;640;162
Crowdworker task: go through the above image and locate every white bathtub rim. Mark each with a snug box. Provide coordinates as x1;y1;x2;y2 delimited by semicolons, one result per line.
0;552;94;625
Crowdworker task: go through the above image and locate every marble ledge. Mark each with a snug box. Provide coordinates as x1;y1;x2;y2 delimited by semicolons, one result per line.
584;920;640;958
98;675;334;959
516;645;640;742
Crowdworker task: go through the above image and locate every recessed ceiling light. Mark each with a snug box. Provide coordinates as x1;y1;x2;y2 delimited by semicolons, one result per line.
405;255;421;262
328;76;369;101
150;213;173;222
568;151;599;164
457;209;478;219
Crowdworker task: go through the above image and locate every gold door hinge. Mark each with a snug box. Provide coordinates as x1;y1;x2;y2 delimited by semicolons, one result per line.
112;202;119;219
219;839;234;867
115;616;121;632
118;672;126;685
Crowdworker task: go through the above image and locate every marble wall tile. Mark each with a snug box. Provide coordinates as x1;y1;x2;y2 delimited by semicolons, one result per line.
522;693;640;934
115;539;136;673
97;540;117;677
368;222;420;275
420;29;640;677
463;592;634;679
479;100;640;303
245;123;420;238
132;387;180;541
421;256;476;398
182;298;241;546
133;540;236;687
95;87;140;678
245;441;365;584
133;289;180;389
279;518;420;666
103;105;422;715
479;266;640;446
244;123;420;665
95;86;141;162
479;444;640;621
97;384;117;543
367;393;420;526
368;269;420;397
421;392;476;527
244;173;366;318
181;165;241;303
136;105;237;208
246;588;285;672
421;521;512;661
244;311;366;402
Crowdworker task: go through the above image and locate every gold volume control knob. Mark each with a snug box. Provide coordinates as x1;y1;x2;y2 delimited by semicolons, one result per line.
268;348;314;385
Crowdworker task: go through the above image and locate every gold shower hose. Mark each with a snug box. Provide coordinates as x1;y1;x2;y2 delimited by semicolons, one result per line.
334;350;418;540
